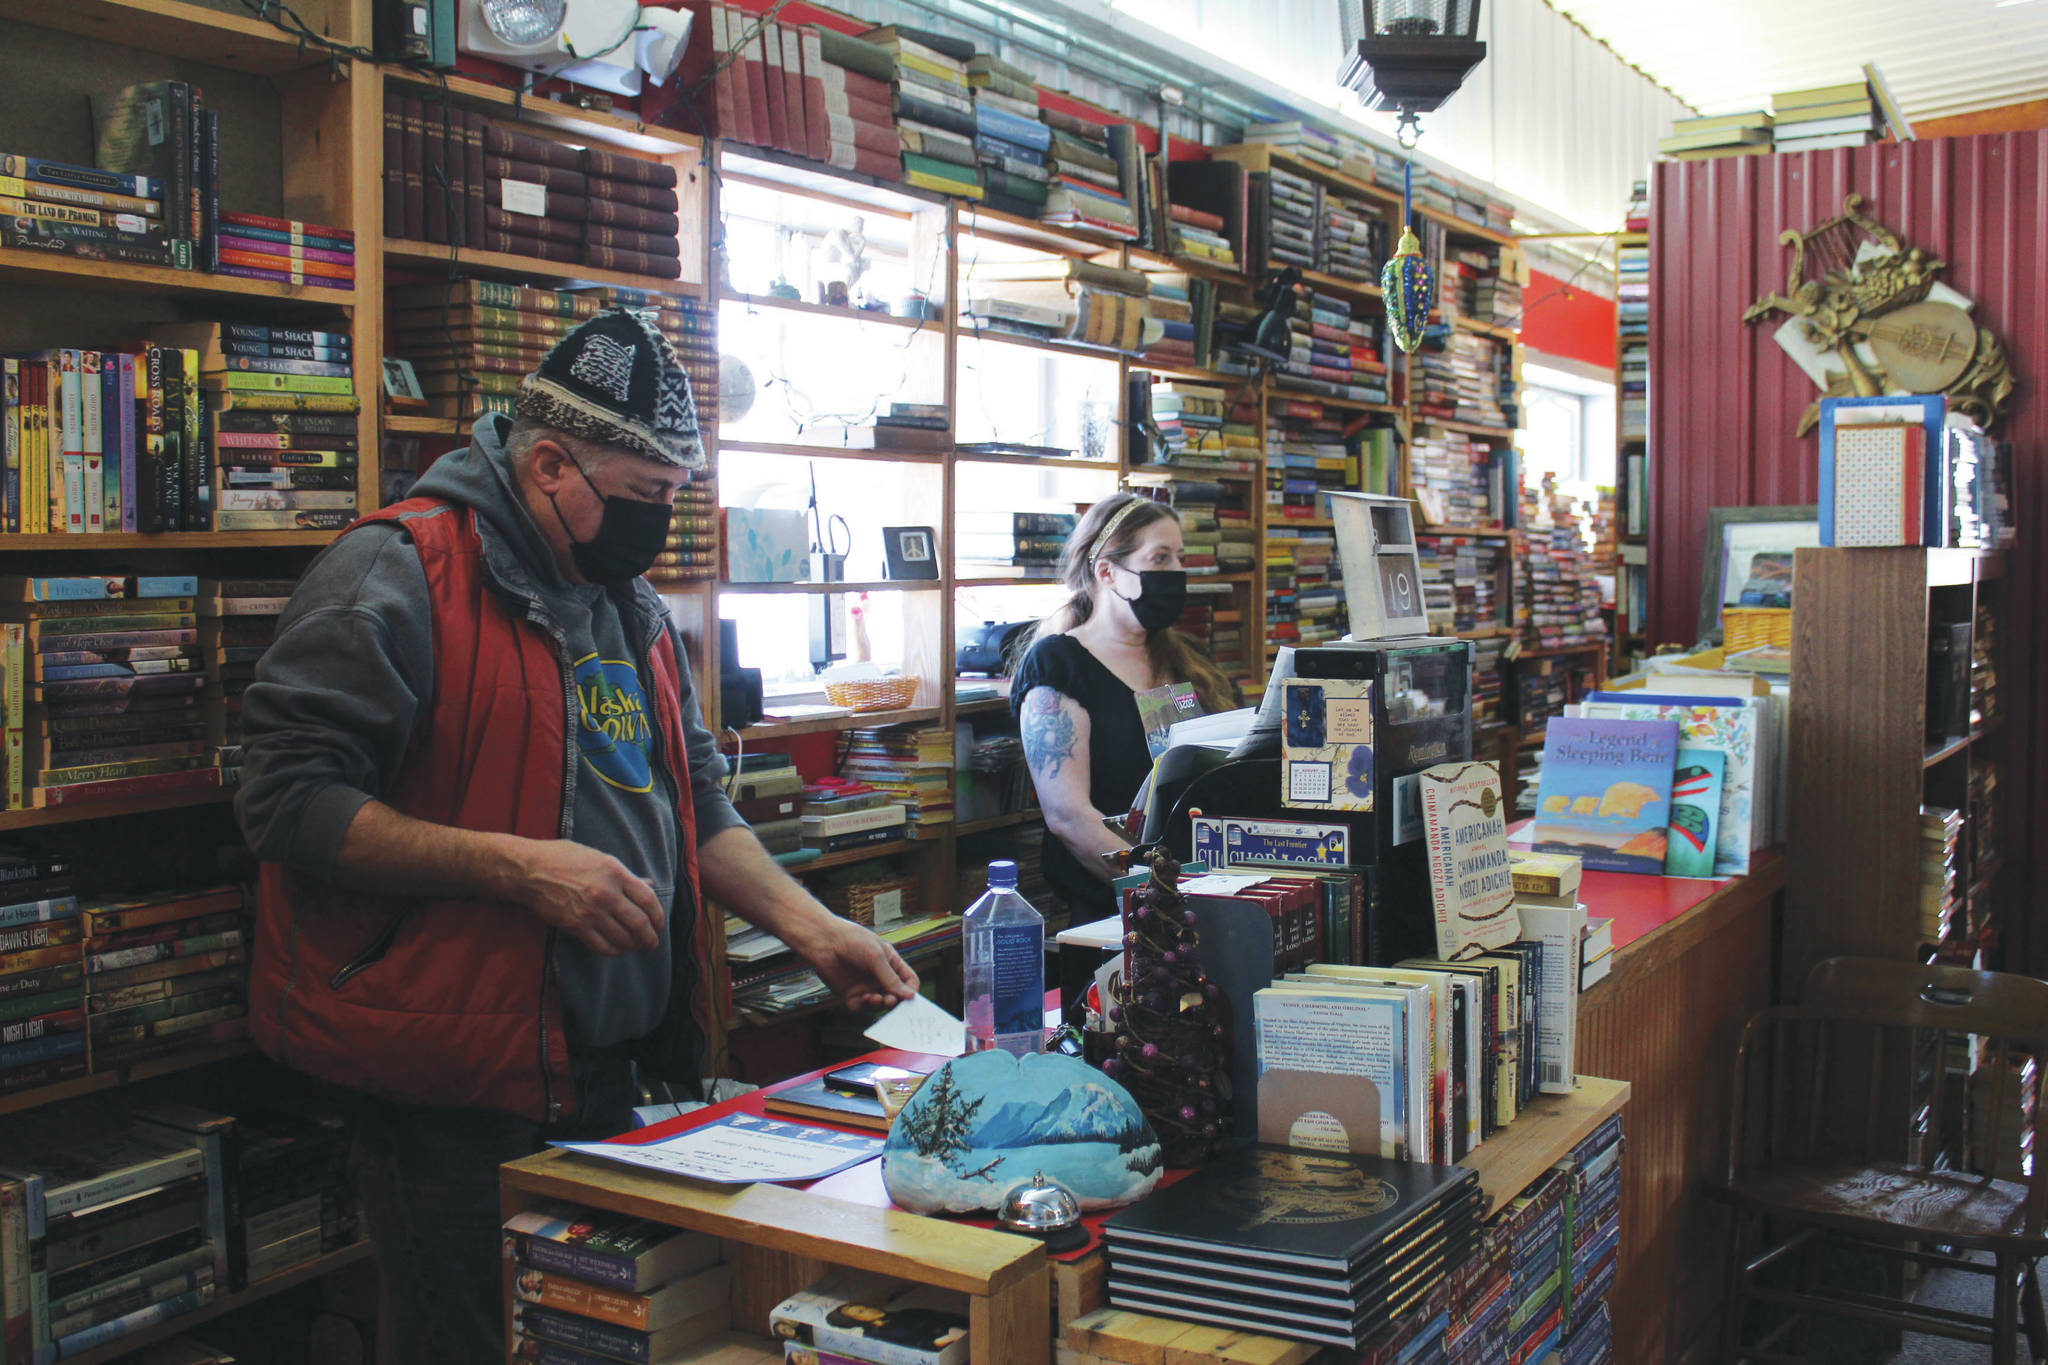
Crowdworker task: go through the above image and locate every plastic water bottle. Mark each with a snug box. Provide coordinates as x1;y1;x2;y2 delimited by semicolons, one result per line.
962;860;1045;1057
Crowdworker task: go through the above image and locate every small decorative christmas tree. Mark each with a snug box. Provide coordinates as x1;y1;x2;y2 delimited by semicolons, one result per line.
1101;849;1230;1166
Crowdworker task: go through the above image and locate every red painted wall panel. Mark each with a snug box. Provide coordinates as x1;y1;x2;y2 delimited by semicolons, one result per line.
1649;132;2047;968
1522;269;1617;372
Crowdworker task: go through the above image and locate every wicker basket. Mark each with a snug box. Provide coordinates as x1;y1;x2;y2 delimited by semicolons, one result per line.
1722;607;1793;651
821;872;919;928
823;675;920;712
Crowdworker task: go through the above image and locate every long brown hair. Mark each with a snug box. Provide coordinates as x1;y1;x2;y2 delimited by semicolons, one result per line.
1030;492;1240;714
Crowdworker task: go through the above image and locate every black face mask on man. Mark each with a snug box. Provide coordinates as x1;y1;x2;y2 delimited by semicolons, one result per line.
1112;567;1189;633
547;450;673;587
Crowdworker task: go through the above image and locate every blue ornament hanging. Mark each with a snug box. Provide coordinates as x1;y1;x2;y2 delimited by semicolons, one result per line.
1382;154;1432;354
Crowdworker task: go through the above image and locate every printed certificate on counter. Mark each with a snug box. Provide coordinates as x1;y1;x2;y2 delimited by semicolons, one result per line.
554;1112;885;1184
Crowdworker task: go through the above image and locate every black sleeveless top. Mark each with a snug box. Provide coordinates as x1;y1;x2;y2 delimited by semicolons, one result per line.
1010;634;1154;919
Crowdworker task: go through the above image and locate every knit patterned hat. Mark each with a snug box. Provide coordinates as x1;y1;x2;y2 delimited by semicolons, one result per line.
515;307;704;469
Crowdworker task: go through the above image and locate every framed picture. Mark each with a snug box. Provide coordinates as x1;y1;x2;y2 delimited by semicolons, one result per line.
381;356;427;413
882;525;940;581
1697;505;1821;643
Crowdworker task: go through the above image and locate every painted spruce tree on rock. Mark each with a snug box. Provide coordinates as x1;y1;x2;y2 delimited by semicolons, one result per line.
1102;850;1229;1166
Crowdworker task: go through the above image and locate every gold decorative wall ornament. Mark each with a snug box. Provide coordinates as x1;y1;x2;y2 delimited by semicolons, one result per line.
1742;194;2014;435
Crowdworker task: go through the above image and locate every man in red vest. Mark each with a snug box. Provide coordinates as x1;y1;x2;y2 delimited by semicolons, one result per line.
235;309;918;1364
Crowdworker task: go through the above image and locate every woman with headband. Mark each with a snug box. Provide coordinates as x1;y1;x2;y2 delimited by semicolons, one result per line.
1009;493;1241;921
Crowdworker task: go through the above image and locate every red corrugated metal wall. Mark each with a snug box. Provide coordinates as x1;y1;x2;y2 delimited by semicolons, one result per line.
1650;132;2048;970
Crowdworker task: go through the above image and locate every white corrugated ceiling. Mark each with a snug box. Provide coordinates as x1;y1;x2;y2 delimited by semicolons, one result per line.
1550;0;2048;123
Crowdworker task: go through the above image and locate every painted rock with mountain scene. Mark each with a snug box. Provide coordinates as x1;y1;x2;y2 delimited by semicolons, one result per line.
881;1051;1162;1214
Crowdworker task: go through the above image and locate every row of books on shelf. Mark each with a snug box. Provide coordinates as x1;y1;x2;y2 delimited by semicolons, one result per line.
0;1056;358;1362
0;865;254;1095
1235;121;1515;237
0;575;288;811
1267;285;1389;406
3;326;360;535
5;82;355;288
1618;189;1648;447
383;98;686;280
1516;478;1609;654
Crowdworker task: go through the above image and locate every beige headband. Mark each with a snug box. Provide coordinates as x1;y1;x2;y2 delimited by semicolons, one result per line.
1089;497;1148;566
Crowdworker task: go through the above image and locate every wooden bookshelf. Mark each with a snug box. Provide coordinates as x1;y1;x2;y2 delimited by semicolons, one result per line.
383;69;700;154
0;246;355;302
384;413;468;437
738;706;942;740
385;240;705;295
717;438;947;464
63;1243;376;1365
722;291;931;329
0;0;344;72
0;531;343;550
0;1041;254;1119
0;786;237;833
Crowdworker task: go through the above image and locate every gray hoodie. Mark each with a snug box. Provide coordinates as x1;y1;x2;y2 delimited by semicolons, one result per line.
235;414;743;1054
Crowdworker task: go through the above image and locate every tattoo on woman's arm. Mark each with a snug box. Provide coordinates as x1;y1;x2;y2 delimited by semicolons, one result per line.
1022;690;1078;780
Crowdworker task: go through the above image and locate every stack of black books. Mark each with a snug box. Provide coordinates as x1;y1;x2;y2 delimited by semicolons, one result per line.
1101;1145;1482;1349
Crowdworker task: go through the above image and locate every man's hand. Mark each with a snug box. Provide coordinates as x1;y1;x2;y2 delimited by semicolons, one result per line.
509;838;664;956
787;913;921;1013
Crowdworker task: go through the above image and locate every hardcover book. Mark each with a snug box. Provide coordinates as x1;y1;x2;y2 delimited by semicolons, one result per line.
1416;761;1517;959
1663;747;1726;878
1531;718;1680;875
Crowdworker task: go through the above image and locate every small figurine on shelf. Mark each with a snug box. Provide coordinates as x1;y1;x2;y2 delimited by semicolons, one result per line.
817;216;868;309
1102;848;1231;1167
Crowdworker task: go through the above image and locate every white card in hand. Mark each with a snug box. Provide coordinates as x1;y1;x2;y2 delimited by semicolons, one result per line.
863;993;967;1057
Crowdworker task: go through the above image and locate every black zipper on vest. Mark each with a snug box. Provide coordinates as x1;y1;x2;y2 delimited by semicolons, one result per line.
330;913;408;989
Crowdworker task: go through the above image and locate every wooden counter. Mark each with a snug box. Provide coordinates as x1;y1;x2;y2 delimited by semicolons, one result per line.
1577;853;1784;1365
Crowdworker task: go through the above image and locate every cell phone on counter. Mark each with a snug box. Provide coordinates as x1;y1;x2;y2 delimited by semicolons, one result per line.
823;1062;921;1097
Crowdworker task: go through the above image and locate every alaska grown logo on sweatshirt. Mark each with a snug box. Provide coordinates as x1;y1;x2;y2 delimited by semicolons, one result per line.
573;653;654;792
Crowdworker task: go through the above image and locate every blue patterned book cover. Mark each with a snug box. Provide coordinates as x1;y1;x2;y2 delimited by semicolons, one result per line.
1531;718;1681;875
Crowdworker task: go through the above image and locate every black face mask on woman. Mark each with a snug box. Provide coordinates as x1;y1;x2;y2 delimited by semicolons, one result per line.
1113;567;1189;633
547;451;673;587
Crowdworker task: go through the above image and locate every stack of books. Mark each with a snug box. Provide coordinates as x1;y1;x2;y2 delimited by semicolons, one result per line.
1495;1169;1568;1361
1770;79;1881;154
1471;635;1507;732
1515;479;1608;653
956;732;1030;824
1475;256;1523;329
1319;190;1386;284
1920;804;1963;943
387;281;596;423
1257;164;1319;271
800;780;908;856
1451;332;1513;428
0;1113;225;1357
1241;120;1341;170
506;1202;730;1364
383;101;684;279
864;25;982;200
1169;582;1231;674
1168;201;1237;268
208;1104;359;1286
1439;246;1487;317
955;825;1054;924
1619;249;1648;447
7;575;222;810
1148;380;1227;465
771;1270;971;1365
967;52;1051;217
733;914;962;1015
1264;396;1347;523
0;851;83;1088
1040;116;1136;239
1103;1146;1482;1349
1409;425;1507;528
800;26;901;180
1351;422;1400;500
961;257;1153;352
1553;1114;1623;1354
199;578;292;773
1417;532;1507;636
953;510;1074;578
3;147;176;270
840;722;953;830
1445;1215;1512;1361
84;884;248;1069
729;754;803;857
1263;526;1340;649
1656;111;1773;162
1136;270;1215;372
1417;531;1466;635
155;324;360;533
214;212;354;291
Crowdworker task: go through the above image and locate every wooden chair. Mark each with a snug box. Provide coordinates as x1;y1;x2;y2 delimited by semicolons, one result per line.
1716;956;2048;1365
